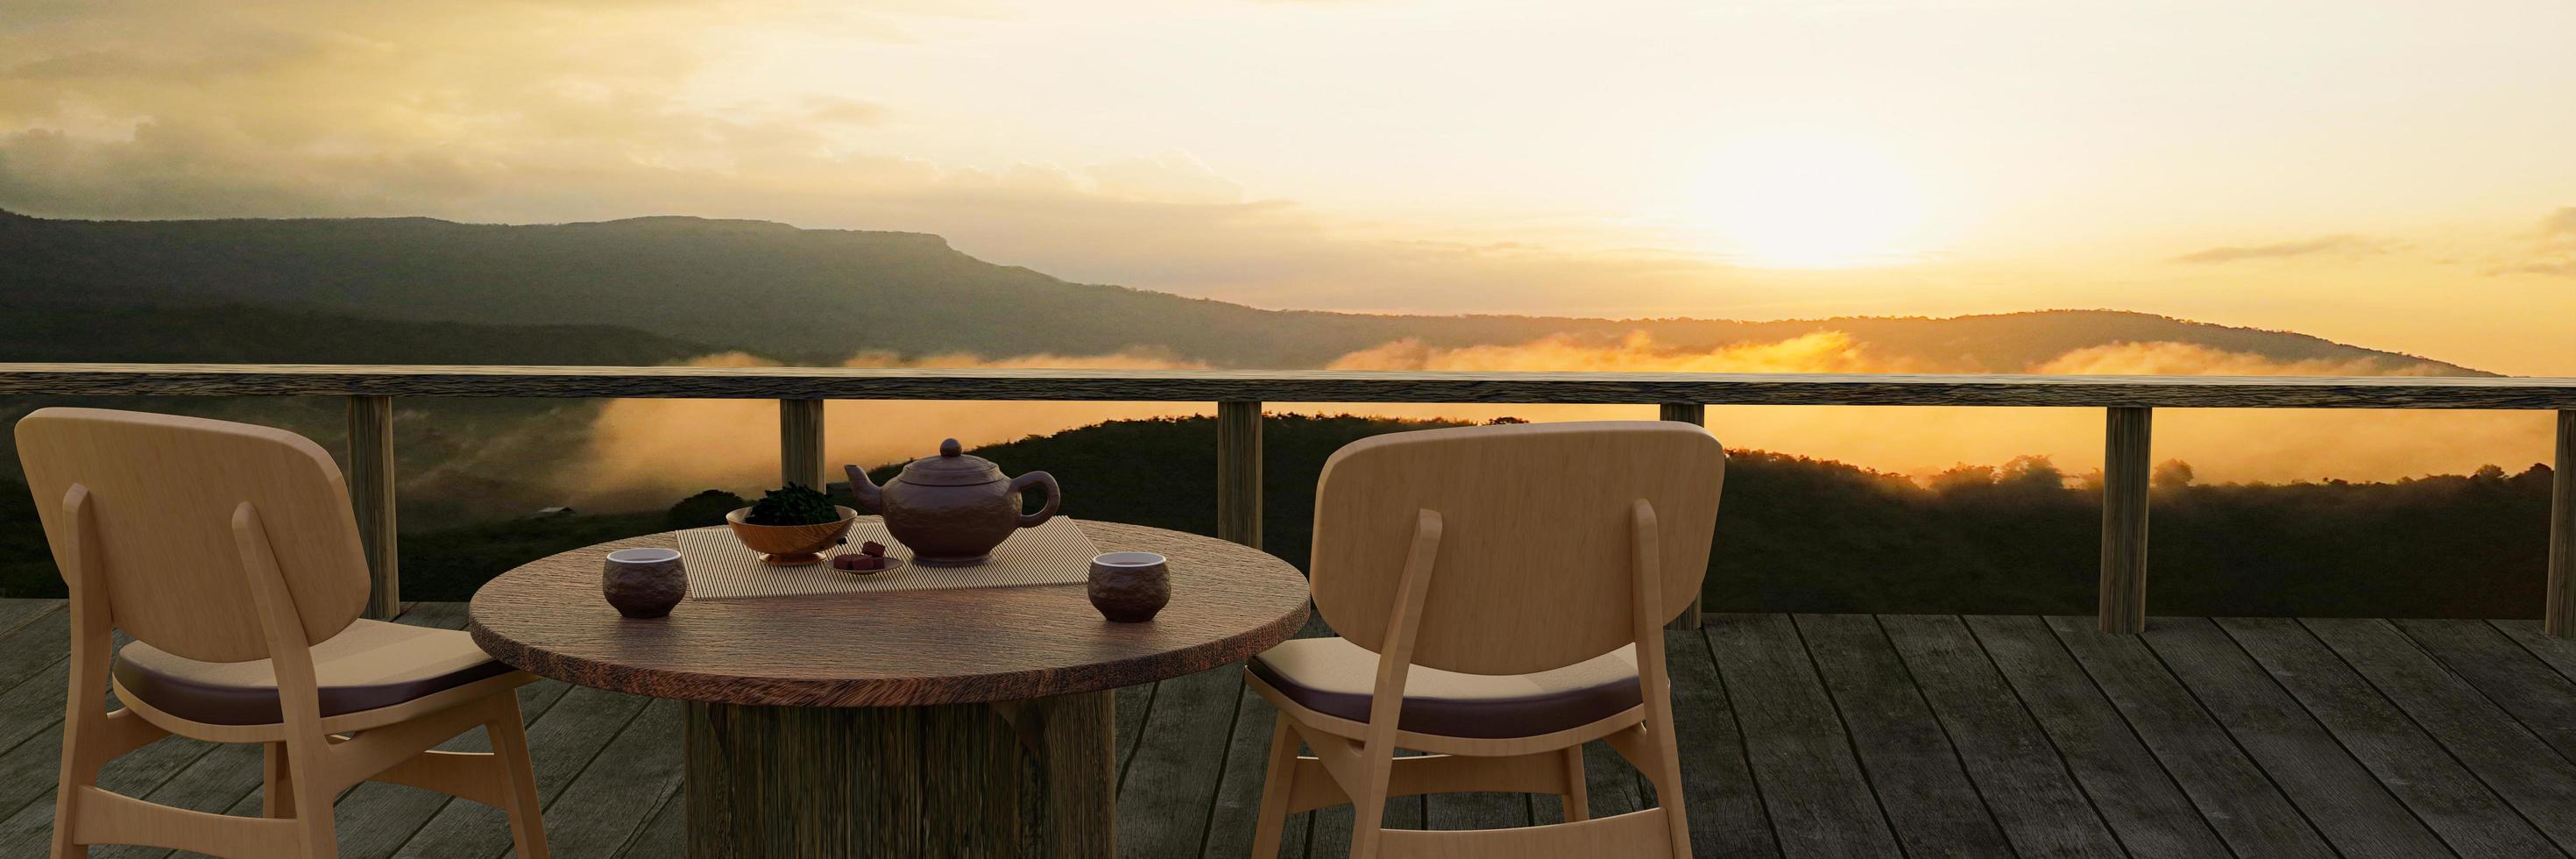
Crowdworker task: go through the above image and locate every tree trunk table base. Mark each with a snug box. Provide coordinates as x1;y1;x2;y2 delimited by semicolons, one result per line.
683;691;1115;858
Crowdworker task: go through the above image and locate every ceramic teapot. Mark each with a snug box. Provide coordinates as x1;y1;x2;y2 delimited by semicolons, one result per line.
846;439;1060;565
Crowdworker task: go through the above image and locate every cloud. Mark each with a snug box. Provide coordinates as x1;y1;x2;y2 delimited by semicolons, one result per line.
563;332;2551;510
2028;341;2445;376
2488;207;2576;276
0;0;1763;316
2169;234;2383;264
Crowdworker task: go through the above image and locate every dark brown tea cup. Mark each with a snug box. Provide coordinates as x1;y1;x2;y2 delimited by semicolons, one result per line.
603;548;687;619
1088;551;1170;622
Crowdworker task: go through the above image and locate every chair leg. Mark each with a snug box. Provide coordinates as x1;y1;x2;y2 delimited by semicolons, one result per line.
49;737;92;859
263;742;295;819
1250;718;1299;859
1560;744;1589;822
285;739;338;859
1346;737;1400;859
486;695;550;859
1645;721;1692;859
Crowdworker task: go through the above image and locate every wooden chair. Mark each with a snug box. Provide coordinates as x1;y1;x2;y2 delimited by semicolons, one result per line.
16;408;548;858
1246;420;1723;858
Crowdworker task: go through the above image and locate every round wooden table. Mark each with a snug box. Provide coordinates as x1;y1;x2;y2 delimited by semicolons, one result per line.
468;518;1310;859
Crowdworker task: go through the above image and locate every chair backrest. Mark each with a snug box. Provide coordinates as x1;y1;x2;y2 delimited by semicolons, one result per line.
15;408;370;663
1310;420;1724;677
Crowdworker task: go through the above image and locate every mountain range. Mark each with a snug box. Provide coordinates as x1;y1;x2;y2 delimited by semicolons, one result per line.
0;209;2479;374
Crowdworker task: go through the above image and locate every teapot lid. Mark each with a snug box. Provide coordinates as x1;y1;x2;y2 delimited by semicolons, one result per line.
898;438;1007;486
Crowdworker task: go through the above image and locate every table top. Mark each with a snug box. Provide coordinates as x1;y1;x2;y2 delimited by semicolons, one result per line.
468;518;1311;707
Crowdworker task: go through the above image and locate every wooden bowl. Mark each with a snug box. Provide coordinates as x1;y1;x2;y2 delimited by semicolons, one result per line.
725;506;858;566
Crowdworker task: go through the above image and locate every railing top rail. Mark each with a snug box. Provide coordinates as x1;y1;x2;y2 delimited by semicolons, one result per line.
1;362;2572;408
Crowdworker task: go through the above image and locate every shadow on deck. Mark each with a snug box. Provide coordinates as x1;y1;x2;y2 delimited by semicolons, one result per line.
1;599;2573;858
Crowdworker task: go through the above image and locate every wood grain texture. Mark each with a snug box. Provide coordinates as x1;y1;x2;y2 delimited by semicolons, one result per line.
1309;421;1721;676
5;362;2574;408
16;408;373;662
2141;618;2452;859
1218;401;1263;550
2098;407;2152;634
25;600;2576;858
1792;614;2011;858
2224;617;2564;855
1879;614;2126;858
777;399;827;491
1963;615;2230;859
2042;616;2337;859
684;699;1017;858
1659;403;1709;631
1707;614;1904;859
2548;411;2574;635
470;519;1310;706
345;395;400;621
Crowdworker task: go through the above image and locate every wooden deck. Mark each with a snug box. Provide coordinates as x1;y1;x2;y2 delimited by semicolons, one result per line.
6;600;2576;857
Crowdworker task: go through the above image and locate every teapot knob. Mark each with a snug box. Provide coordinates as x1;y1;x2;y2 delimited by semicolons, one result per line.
939;438;962;458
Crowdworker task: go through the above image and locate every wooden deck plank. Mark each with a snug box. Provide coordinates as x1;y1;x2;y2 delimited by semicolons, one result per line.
1792;614;2012;857
0;731;219;855
12;602;2576;857
0;605;69;692
1668;627;1779;859
516;698;684;859
2491;621;2576;685
1115;680;1158;791
1579;738;1646;820
2301;617;2576;854
2219;616;2562;857
2402;619;2576;765
1964;614;2231;859
2045;615;2337;859
1115;664;1242;859
2141;617;2456;858
0;599;61;639
1422;792;1528;833
1879;614;2127;858
391;684;653;857
615;789;686;859
1706;614;1902;859
1200;683;1283;858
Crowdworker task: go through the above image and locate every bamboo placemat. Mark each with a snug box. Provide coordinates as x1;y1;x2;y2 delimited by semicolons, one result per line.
673;518;1102;600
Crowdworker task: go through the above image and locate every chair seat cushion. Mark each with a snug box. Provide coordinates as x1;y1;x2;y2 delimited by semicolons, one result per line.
114;619;517;726
1248;636;1641;739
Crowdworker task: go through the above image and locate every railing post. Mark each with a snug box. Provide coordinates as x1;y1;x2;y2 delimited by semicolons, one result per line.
779;399;827;490
2098;407;2153;634
1660;402;1708;629
1217;401;1262;549
2547;410;2575;637
345;395;400;620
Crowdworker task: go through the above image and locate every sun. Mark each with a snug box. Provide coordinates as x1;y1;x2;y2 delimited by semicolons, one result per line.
1688;135;1927;269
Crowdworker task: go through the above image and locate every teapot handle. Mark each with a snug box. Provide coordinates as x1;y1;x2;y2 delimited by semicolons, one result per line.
1011;471;1061;529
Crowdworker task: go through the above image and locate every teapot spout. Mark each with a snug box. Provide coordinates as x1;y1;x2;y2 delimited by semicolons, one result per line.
842;465;883;513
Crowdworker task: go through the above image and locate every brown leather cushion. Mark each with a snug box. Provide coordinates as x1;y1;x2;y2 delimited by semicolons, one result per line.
1248;637;1641;739
114;619;516;726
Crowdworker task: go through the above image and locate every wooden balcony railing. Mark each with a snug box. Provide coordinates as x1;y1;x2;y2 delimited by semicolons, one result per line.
4;362;2573;635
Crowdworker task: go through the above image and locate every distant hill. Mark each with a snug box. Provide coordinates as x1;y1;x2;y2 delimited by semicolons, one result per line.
0;209;2479;373
0;299;718;365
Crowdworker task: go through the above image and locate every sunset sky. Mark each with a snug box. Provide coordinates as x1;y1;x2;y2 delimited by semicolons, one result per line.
3;0;2572;374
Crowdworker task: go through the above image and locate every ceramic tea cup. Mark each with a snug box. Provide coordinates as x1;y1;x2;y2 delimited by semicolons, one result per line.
603;548;687;619
1088;551;1170;622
